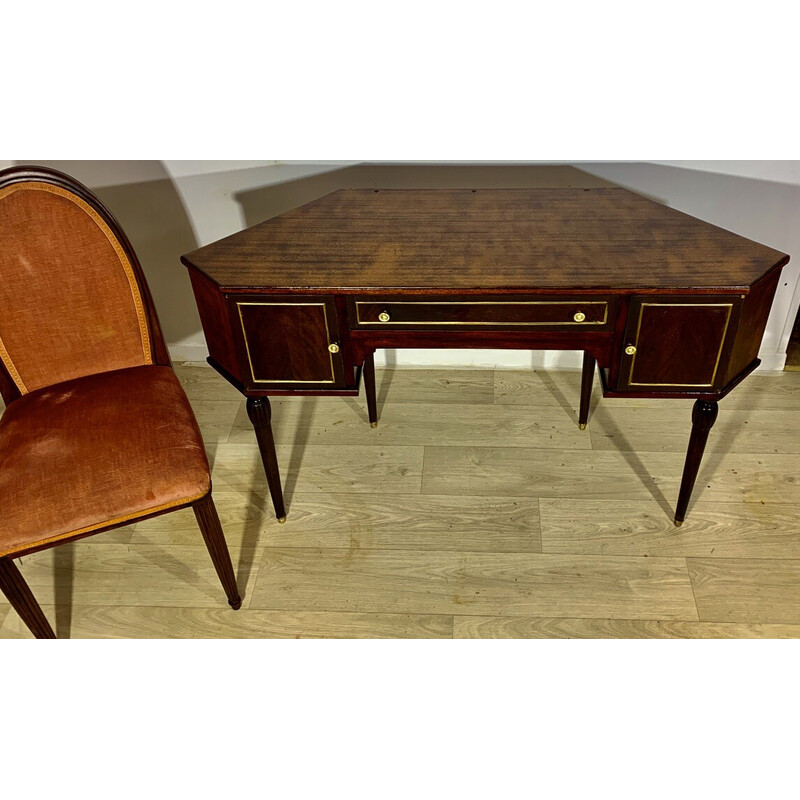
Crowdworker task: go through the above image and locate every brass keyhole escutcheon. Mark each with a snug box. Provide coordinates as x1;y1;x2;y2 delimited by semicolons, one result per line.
328;343;340;354
573;311;586;323
378;311;391;323
625;345;637;356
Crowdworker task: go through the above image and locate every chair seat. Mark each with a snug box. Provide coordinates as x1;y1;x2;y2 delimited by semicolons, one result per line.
0;365;211;557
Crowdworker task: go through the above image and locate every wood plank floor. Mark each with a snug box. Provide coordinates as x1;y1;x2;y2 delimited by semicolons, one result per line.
2;364;800;639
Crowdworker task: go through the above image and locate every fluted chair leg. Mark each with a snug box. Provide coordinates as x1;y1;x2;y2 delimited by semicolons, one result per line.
193;495;242;609
0;557;56;639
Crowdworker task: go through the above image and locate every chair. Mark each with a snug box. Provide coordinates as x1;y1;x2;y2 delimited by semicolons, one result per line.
0;165;241;638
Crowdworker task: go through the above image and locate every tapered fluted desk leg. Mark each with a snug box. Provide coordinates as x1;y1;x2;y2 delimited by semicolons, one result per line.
674;399;719;526
579;351;595;430
246;397;287;522
363;350;378;428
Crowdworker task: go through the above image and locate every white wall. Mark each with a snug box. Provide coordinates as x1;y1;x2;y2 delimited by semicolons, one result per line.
6;160;798;371
651;161;800;186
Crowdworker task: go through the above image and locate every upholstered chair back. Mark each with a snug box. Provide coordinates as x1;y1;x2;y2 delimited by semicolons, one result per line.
0;170;160;395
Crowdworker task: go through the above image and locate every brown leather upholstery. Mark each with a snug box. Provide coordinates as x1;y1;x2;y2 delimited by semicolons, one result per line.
0;366;210;557
0;181;152;394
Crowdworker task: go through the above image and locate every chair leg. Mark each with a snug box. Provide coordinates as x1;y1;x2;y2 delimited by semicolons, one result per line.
193;495;242;610
0;557;56;639
579;351;596;430
363;350;379;428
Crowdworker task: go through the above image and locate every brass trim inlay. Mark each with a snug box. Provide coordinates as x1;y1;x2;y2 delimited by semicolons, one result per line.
0;181;153;393
356;300;609;326
627;302;734;388
236;302;337;384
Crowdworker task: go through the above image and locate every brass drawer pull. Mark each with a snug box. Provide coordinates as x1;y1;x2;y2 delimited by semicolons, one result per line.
378;311;391;322
573;311;586;323
328;343;340;353
625;345;637;356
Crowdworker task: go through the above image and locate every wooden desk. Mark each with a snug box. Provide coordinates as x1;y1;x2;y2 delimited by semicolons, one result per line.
181;188;789;526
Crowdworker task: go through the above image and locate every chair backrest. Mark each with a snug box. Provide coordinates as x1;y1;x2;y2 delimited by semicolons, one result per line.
0;166;170;401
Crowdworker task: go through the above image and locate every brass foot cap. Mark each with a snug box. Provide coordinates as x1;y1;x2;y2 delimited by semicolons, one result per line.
579;423;587;430
674;519;683;527
277;516;287;524
370;421;378;428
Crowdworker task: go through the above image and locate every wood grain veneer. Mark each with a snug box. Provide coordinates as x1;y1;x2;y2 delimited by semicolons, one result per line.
182;188;788;292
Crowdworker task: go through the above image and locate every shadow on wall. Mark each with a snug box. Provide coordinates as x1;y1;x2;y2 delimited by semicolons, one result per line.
94;180;200;348
235;164;617;228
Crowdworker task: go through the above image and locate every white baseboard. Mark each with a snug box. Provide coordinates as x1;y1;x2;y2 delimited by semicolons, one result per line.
168;343;210;363
756;352;787;372
374;349;586;370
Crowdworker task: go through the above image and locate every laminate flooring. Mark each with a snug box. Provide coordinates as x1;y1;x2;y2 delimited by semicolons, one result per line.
3;364;800;638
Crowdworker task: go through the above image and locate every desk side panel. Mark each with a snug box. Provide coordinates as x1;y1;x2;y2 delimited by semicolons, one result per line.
188;267;244;384
724;268;783;384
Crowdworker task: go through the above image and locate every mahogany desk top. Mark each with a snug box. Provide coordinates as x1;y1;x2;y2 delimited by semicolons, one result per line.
183;188;788;292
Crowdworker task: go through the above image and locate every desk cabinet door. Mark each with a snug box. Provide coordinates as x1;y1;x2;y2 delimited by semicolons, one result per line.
233;296;346;388
616;296;740;391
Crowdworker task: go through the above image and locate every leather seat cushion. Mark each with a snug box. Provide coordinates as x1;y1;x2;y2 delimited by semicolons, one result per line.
0;365;210;557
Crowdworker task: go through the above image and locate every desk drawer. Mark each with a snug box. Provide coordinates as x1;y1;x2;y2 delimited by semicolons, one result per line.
353;298;612;329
